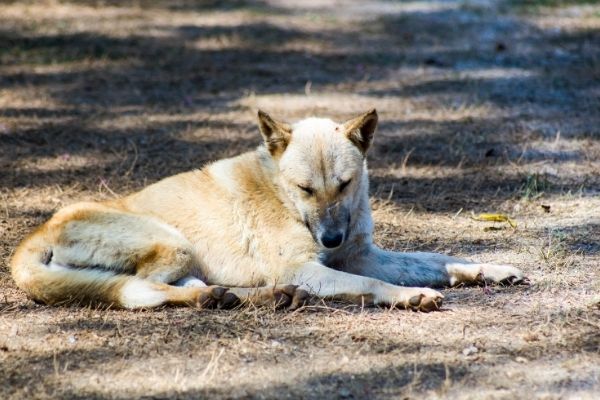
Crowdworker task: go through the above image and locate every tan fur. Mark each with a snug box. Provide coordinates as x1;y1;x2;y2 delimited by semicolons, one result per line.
10;109;525;311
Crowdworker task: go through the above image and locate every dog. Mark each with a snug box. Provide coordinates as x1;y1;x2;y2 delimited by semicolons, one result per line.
10;109;526;311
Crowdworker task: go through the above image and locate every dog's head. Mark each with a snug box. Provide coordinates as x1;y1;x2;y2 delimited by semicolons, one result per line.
257;109;378;249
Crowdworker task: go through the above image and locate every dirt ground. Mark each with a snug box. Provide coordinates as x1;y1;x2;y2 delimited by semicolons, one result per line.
1;0;599;399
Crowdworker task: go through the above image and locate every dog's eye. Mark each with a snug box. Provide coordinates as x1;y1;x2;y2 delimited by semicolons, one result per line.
298;185;314;195
339;179;352;193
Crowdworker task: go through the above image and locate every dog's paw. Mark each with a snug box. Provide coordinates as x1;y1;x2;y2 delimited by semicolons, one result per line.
478;264;529;286
380;287;444;312
285;285;311;310
447;262;529;287
407;291;444;312
227;285;310;310
195;286;239;309
405;288;444;312
271;284;311;310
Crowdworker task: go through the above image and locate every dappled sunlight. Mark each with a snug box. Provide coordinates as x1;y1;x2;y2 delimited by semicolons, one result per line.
1;0;599;398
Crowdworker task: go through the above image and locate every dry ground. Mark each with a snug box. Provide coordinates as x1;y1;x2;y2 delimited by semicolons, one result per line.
1;0;599;399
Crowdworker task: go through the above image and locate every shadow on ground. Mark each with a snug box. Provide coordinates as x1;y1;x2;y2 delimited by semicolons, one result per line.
1;1;598;200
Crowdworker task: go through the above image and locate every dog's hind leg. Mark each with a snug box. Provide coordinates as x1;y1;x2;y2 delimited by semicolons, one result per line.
14;202;234;309
337;247;526;288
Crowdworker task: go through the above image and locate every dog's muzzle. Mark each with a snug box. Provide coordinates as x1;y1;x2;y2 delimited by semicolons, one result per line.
320;231;344;249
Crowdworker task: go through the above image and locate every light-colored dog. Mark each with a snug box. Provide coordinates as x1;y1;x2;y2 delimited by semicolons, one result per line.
10;109;525;311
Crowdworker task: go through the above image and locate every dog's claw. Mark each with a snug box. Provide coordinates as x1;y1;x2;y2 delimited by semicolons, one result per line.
420;295;443;312
219;291;241;309
273;289;293;309
511;275;530;286
289;288;310;310
498;275;531;287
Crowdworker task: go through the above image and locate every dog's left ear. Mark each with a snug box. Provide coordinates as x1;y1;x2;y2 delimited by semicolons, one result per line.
257;110;292;157
343;109;378;154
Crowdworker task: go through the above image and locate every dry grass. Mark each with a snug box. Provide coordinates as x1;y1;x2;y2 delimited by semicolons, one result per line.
1;0;599;399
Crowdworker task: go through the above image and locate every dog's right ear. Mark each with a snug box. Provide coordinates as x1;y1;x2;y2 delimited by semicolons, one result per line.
257;110;292;157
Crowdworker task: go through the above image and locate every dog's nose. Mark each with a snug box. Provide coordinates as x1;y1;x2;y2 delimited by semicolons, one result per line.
320;232;344;249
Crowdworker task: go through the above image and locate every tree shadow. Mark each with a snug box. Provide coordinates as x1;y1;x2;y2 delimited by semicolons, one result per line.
532;222;600;256
1;2;596;165
1;115;256;190
361;9;600;138
154;362;467;399
21;0;283;13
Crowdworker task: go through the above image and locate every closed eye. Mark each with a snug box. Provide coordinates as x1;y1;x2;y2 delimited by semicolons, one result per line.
298;185;314;195
339;179;352;193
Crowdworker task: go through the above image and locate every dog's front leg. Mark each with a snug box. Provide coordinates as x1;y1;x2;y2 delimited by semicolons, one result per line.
339;247;526;288
287;262;443;311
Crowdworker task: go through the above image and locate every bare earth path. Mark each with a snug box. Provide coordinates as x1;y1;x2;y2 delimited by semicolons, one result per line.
0;1;598;399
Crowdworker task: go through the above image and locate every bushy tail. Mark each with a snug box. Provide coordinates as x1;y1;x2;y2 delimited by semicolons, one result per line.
10;229;166;309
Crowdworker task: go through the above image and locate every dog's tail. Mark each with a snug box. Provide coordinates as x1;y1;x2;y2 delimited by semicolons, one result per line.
10;227;170;309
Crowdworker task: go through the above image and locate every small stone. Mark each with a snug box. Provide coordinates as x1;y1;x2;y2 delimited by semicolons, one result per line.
462;345;478;356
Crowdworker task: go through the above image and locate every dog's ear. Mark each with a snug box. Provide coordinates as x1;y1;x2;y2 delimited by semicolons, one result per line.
343;109;378;154
257;110;292;157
